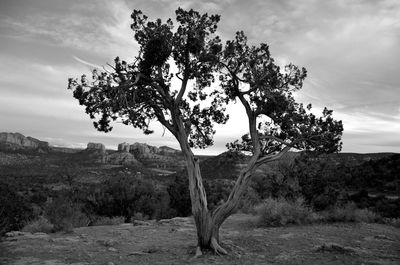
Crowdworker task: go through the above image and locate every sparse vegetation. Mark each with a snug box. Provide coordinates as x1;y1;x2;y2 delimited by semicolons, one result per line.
0;182;33;235
91;216;125;226
321;203;381;223
253;197;385;227
44;196;89;232
22;216;54;233
255;197;317;227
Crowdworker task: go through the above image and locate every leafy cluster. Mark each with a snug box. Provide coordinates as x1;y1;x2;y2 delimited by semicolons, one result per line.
68;8;229;148
218;31;342;156
68;7;342;154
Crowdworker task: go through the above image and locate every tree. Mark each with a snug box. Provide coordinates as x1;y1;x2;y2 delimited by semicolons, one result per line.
68;8;343;255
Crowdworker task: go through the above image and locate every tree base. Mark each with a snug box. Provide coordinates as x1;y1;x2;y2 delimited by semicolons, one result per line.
190;238;228;260
211;237;228;255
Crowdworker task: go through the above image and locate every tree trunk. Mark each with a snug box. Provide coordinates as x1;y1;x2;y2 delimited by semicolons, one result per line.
174;119;243;254
177;135;227;254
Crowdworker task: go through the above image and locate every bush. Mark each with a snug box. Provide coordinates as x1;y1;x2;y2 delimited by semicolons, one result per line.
239;186;261;214
22;216;54;233
255;197;317;227
0;182;34;235
167;175;192;217
131;212;149;221
84;176;161;221
321;203;381;223
44;197;89;232
91;216;125;226
383;218;400;228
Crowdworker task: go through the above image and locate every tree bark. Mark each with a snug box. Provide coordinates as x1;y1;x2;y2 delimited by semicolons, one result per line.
175;123;227;254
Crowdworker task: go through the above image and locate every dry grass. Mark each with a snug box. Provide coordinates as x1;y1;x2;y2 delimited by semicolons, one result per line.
255;197;317;227
22;216;54;233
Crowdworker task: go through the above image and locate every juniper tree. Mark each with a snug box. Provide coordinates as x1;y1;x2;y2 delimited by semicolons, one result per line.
68;8;343;255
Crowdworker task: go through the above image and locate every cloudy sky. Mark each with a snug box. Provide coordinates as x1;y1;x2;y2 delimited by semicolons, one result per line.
0;0;399;154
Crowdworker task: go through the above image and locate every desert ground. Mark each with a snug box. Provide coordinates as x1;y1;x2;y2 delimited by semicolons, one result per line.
1;214;399;265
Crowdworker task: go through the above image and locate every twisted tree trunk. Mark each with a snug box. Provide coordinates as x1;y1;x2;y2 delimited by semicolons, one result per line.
174;107;262;255
180;140;258;254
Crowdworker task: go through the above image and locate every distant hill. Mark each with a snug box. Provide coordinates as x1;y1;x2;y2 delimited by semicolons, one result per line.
348;153;400;194
0;132;49;152
0;131;397;180
0;132;186;176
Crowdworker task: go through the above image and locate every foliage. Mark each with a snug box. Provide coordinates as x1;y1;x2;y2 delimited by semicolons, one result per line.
321;203;381;223
68;7;343;155
22;216;54;233
294;153;349;210
167;175;192;217
204;179;235;210
91;216;125;226
84;175;168;221
238;186;262;213
168;175;237;214
255;197;317;227
349;154;400;193
0;182;34;235
44;197;89;232
251;172;300;201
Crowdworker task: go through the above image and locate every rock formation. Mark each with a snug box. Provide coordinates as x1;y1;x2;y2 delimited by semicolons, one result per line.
107;152;140;166
84;142;106;163
130;143;153;157
86;142;106;153
118;142;130;152
0;132;49;151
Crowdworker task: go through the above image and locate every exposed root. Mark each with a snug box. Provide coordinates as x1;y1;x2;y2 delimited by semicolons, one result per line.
210;237;228;255
189;246;203;260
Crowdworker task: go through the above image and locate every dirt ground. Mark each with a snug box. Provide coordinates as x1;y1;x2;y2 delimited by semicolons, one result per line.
1;214;399;265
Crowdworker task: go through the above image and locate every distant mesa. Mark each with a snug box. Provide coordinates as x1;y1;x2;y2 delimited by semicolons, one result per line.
0;132;49;152
130;142;158;157
86;142;106;153
81;141;182;168
118;142;130;153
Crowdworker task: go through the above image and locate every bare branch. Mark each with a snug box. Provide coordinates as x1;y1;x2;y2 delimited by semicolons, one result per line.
106;63;116;71
255;143;294;166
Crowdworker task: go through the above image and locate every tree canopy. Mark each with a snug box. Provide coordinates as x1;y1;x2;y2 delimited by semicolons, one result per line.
68;8;342;157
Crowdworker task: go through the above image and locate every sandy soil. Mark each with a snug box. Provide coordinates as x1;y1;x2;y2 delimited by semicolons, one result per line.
1;214;399;265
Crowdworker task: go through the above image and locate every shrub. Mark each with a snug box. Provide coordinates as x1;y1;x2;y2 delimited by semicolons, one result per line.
167;175;192;217
84;176;161;221
22;216;54;233
0;182;34;235
255;197;317;227
91;216;125;226
131;212;149;221
383;218;400;228
321;203;381;223
239;186;261;214
44;197;89;232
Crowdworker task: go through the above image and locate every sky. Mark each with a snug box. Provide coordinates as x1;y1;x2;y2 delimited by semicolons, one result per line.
0;0;399;155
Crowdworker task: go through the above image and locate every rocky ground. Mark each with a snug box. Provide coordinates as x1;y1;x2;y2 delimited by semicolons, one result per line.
1;214;399;265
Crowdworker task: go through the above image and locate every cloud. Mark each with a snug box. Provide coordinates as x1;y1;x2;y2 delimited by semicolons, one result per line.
0;0;138;59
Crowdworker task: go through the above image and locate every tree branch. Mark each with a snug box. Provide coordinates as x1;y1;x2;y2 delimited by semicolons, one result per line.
259;135;294;146
255;143;294;167
175;70;189;105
